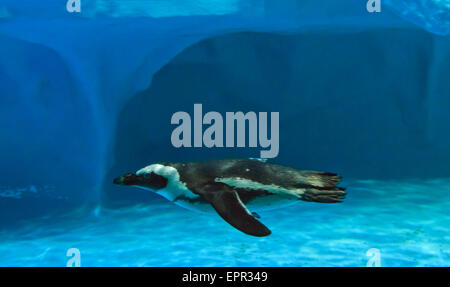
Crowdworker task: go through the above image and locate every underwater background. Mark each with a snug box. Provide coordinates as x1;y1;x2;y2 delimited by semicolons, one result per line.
0;0;449;266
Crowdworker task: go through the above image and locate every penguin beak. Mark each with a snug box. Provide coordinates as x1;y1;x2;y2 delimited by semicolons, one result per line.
113;173;139;186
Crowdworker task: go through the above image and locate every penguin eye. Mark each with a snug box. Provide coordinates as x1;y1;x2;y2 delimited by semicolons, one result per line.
145;172;157;179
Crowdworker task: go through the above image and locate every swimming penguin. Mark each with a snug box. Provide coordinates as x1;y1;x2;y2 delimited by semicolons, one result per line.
113;159;345;237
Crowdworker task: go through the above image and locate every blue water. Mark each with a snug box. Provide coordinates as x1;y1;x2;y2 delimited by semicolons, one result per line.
385;0;450;35
1;179;449;267
1;0;450;267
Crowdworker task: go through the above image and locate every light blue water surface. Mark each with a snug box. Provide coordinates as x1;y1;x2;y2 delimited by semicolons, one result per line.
1;179;449;267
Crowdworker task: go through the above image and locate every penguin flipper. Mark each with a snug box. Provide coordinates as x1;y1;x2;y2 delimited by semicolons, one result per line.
201;184;271;237
251;212;261;219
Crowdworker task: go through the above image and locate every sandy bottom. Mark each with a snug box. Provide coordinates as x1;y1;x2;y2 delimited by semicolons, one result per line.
0;179;449;267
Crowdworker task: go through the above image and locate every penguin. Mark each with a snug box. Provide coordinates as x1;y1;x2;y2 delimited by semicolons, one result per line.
113;159;346;237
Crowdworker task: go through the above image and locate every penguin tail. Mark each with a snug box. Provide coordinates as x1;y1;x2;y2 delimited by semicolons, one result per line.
299;171;346;203
301;186;346;203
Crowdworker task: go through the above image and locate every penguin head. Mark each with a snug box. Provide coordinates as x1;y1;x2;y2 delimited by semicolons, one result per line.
114;165;169;191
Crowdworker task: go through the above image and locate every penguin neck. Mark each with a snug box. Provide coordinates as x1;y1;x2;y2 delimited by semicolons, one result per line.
135;181;198;202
